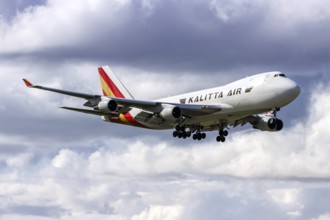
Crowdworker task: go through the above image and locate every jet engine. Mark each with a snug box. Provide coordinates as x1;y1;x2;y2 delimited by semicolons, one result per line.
160;104;182;122
96;99;118;113
253;116;283;131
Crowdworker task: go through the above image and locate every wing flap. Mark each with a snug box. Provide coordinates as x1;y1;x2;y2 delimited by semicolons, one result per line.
60;107;112;116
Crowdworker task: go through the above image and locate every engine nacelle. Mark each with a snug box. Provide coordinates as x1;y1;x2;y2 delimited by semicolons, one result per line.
97;99;118;113
160;104;182;122
253;117;283;131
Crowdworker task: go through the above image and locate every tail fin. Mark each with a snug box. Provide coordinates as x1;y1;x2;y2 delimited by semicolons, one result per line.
98;66;134;99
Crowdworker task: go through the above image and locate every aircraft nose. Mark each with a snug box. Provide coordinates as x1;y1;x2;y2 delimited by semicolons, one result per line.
272;78;301;107
288;81;301;99
280;79;301;101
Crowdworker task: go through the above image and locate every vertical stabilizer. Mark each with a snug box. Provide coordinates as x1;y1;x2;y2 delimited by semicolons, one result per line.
98;66;134;99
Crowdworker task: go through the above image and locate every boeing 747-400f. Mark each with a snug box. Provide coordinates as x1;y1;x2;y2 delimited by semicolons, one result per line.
23;66;300;142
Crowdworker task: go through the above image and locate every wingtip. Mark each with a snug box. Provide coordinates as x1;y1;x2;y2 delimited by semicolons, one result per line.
22;78;33;87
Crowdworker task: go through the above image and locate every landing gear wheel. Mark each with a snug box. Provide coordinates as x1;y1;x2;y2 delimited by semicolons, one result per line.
219;130;224;136
220;136;226;142
275;119;283;131
216;136;226;142
173;131;178;137
182;132;187;138
193;134;197;140
175;125;181;131
223;130;228;137
186;131;191;137
201;133;206;139
268;118;277;129
196;133;202;140
178;132;182;138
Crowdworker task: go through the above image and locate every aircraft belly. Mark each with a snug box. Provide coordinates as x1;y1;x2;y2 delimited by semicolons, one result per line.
135;118;172;130
133;111;173;130
184;108;270;127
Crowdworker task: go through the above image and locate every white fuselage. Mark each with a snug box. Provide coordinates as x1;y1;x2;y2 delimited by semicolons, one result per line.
131;71;300;129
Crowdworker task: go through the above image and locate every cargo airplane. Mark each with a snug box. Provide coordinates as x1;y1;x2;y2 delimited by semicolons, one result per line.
23;66;300;142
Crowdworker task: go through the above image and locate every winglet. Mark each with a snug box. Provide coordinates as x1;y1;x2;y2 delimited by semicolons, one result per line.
22;79;33;87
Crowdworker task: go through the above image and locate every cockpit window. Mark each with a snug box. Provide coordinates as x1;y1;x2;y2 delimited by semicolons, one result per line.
274;73;287;77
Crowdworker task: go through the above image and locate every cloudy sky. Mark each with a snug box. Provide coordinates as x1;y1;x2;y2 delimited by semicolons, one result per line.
1;0;330;219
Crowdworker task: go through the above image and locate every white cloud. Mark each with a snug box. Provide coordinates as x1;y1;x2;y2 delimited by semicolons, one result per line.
210;0;263;22
268;188;303;216
132;205;183;220
5;152;34;168
0;0;131;53
269;0;330;25
312;214;330;220
2;0;330;63
140;0;160;15
210;0;330;24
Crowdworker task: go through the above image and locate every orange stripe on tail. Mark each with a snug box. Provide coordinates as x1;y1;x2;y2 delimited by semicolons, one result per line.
98;67;125;98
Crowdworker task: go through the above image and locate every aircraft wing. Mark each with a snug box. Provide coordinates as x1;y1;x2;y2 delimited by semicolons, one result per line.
110;97;230;117
60;107;112;116
23;79;102;107
23;79;99;99
23;79;230;117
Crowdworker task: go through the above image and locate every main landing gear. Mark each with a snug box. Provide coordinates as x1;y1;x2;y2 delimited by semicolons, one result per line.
173;125;191;139
192;132;206;141
216;129;228;142
172;125;206;141
172;125;229;142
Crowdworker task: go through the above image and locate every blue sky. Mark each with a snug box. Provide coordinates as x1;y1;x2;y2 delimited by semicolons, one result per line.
1;0;330;219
